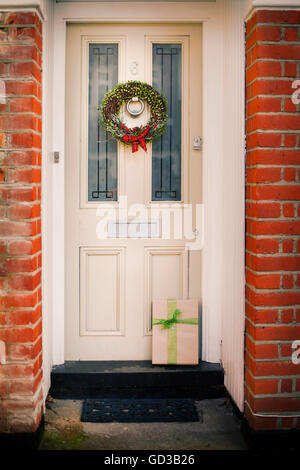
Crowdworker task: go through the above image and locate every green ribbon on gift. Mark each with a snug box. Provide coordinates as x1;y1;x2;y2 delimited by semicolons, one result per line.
152;299;198;364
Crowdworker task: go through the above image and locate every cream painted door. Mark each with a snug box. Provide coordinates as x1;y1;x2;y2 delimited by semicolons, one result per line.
65;23;202;360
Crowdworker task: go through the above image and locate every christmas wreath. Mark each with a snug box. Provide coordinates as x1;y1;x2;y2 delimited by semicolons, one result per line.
100;81;167;153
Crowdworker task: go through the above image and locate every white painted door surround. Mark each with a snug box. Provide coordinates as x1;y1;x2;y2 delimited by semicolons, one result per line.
47;0;246;409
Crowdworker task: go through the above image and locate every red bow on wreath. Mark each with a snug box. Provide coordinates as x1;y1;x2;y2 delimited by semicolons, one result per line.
123;127;150;153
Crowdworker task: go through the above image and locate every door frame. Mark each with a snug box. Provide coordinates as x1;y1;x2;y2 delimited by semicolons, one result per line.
49;0;246;409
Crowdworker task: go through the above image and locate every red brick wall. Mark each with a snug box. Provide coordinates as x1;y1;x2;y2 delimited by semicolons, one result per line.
0;11;43;433
245;9;300;431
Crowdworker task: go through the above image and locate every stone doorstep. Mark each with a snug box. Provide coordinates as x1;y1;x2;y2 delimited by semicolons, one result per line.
49;360;225;399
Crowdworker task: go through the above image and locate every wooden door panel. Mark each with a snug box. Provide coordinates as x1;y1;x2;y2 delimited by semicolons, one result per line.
80;248;125;336
65;23;202;360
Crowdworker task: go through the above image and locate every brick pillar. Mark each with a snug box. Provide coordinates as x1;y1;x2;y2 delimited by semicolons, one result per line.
245;9;300;431
0;11;43;434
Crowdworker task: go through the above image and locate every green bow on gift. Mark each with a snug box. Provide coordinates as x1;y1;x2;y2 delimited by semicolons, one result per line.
152;299;199;364
152;308;198;329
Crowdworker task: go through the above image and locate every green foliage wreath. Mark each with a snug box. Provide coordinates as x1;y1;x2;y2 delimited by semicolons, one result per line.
100;80;167;153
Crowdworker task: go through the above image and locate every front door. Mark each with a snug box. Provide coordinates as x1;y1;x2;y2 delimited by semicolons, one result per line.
65;23;202;360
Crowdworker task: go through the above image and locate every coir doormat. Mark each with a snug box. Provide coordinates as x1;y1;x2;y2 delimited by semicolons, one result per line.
81;398;199;423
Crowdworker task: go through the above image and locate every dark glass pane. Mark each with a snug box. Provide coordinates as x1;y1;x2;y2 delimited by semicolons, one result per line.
152;44;182;201
88;44;118;201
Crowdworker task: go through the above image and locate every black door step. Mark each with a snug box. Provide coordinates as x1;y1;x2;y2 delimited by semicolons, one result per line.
50;361;225;399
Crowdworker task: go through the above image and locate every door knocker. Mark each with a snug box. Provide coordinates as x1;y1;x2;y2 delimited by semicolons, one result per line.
126;97;145;117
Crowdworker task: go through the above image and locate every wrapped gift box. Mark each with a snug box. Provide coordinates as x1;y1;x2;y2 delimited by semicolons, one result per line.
152;299;199;365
